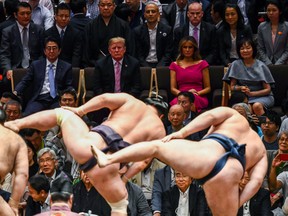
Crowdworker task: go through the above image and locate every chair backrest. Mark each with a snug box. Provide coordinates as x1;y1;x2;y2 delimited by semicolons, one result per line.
71;67;82;106
221;67;230;106
209;66;225;108
155;66;171;102
140;67;152;91
82;67;96;104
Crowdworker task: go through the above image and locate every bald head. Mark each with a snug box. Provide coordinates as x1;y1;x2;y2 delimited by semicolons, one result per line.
168;104;186;129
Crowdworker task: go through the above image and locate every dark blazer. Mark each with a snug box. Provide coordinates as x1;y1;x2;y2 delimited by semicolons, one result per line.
151;165;172;213
93;54;141;98
25;196;41;216
174;21;217;65
0;16;16;44
216;24;253;66
45;24;82;67
162;182;211;216
161;2;188;30
0;22;44;75
70;13;91;33
15;58;73;102
133;22;173;67
237;188;273;216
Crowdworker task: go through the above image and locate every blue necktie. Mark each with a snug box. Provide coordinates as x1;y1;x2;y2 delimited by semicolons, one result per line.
60;29;65;41
22;27;29;68
179;9;185;27
48;64;56;98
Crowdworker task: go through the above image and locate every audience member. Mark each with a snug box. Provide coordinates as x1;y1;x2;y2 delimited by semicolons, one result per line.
0;0;19;44
161;0;188;31
25;139;39;179
86;0;100;19
174;1;217;65
35;175;79;215
94;37;141;98
45;3;82;67
39;0;54;16
258;0;288;66
20;128;44;152
223;38;275;115
216;3;253;66
28;0;53;30
37;148;71;184
13;37;73;116
237;171;272;216
261;110;281;150
131;158;165;205
69;0;91;33
0;92;20;109
177;91;196;125
151;165;174;216
228;91;248;107
133;2;173;67
3;99;22;121
162;170;211;215
25;174;50;216
170;36;211;113
82;0;135;67
0;2;44;91
210;0;224;30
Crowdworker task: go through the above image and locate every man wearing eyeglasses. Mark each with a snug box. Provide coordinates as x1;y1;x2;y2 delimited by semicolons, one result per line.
44;3;82;67
13;36;73;116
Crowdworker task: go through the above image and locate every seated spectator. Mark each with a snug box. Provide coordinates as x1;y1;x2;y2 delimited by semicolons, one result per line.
237;171;272;216
162;170;211;215
151;165;174;216
26;175;50;216
131;158;165;205
13;37;73;116
0;92;21;109
228;91;248;107
45;3;82;67
170;36;211;113
35;175;79;215
37;148;71;184
223;38;275;116
94;37;141;98
3;100;22;121
28;0;53;30
133;2;173;67
210;0;224;30
260;110;281;150
86;0;99;19
257;0;288;66
177;91;196;125
25;139;39;179
20;128;44;152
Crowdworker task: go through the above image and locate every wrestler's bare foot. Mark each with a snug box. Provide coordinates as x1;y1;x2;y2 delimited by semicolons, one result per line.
91;145;110;168
4;120;20;133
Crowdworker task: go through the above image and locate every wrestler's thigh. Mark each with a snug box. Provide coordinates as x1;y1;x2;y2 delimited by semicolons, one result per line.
86;162;128;203
203;158;243;216
0;197;14;215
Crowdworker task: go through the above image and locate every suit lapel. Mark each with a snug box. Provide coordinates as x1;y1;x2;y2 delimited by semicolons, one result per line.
14;25;22;51
264;23;273;52
274;23;284;51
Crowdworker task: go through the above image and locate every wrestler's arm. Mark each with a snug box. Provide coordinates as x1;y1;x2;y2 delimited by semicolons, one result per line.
63;93;131;116
9;140;29;214
122;159;153;183
163;107;235;141
0;197;14;216
239;154;268;206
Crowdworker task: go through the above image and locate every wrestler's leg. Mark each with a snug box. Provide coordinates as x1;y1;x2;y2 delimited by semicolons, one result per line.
0;197;15;216
203;158;243;216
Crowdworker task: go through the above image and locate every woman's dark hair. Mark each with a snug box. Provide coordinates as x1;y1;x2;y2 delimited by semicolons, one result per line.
223;3;245;29
176;36;201;63
265;0;284;23
236;38;257;59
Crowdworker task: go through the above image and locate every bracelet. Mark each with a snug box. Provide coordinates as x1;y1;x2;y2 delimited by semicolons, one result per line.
9;197;19;208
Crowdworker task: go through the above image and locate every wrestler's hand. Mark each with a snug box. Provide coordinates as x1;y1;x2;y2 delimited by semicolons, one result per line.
162;131;184;142
62;106;84;117
4;121;20;133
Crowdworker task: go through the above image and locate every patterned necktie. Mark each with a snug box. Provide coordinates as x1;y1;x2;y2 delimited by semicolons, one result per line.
115;61;121;93
48;64;56;98
179;9;185;27
60;29;65;41
22;27;29;68
193;27;199;45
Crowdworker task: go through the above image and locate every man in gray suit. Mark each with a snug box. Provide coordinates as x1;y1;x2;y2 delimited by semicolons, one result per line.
0;2;44;91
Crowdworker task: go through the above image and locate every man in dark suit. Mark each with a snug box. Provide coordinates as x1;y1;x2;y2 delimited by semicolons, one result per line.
13;37;72;116
173;1;217;65
82;0;135;67
134;2;173;67
161;0;188;31
93;37;141;98
0;2;44;90
45;3;82;67
162;170;211;216
70;0;91;33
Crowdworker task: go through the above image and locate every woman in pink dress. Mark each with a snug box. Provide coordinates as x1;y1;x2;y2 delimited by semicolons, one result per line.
170;36;211;112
